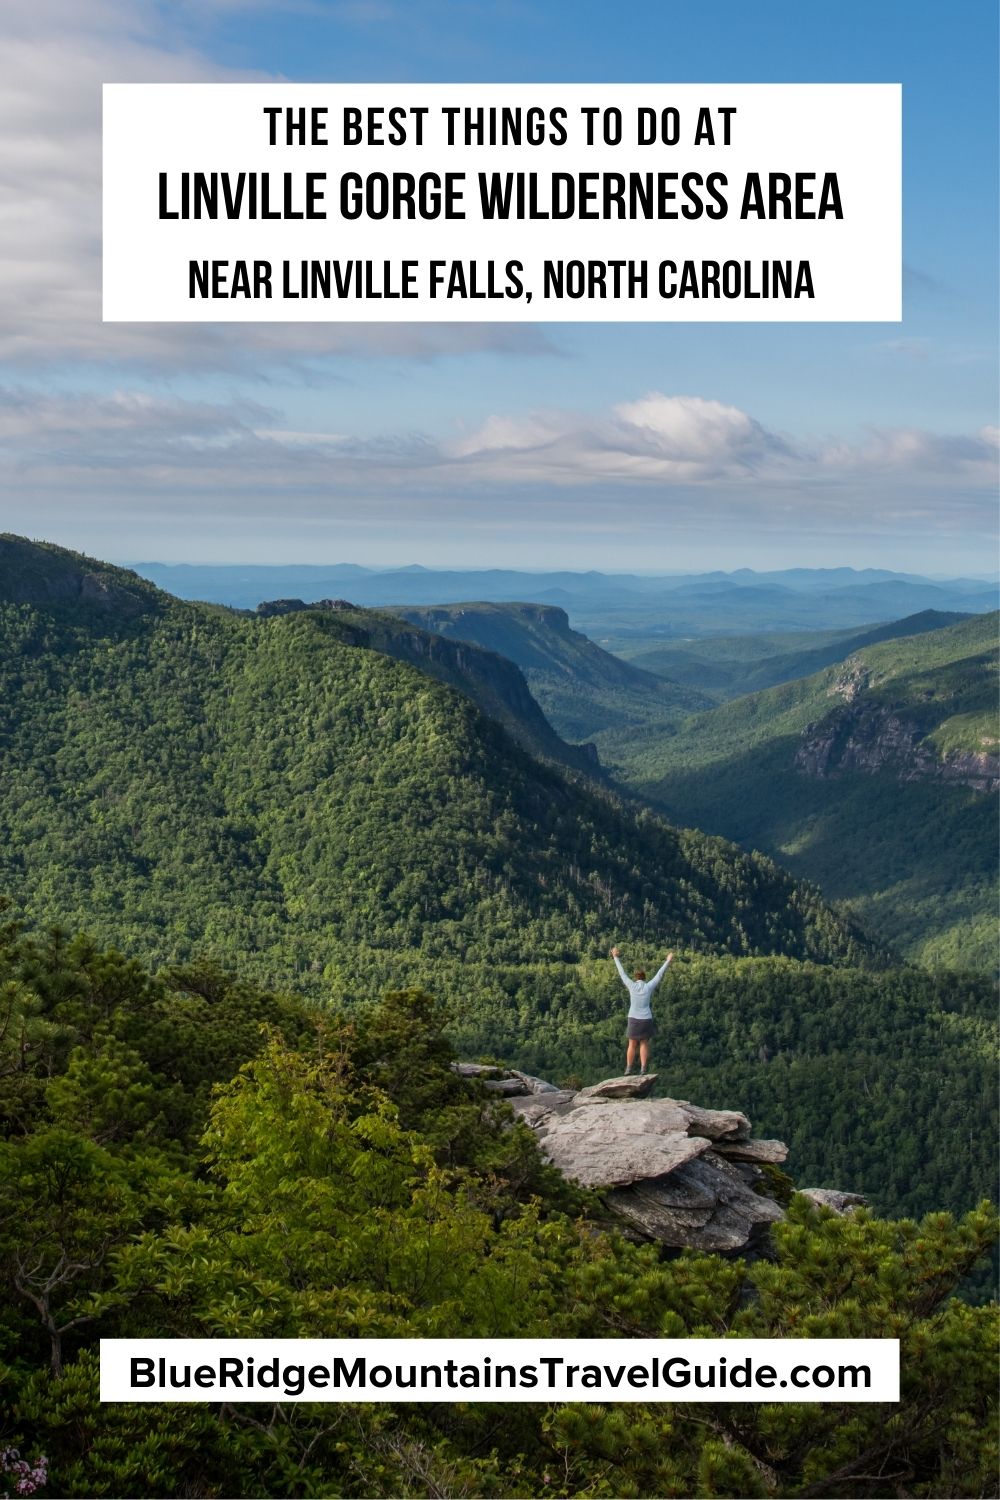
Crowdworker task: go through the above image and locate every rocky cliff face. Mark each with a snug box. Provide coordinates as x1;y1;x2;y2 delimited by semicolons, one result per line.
409;601;576;643
454;1063;865;1254
794;658;999;793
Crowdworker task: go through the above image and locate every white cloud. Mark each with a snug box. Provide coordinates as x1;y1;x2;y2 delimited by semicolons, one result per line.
0;0;550;369
612;393;781;464
1;384;995;517
443;394;796;485
819;424;998;481
1;381;993;571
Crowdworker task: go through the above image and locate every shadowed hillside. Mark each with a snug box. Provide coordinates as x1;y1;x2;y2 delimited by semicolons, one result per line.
394;599;711;746
625;613;999;968
621;609;972;702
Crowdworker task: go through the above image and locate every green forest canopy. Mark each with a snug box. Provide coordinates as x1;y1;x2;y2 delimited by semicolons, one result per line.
0;540;996;1498
0;543;881;1002
1;541;996;1227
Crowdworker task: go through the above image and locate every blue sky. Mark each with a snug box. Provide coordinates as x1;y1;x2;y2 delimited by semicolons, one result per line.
0;0;996;571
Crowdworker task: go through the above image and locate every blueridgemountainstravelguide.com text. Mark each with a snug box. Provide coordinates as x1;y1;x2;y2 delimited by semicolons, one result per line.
128;1352;874;1397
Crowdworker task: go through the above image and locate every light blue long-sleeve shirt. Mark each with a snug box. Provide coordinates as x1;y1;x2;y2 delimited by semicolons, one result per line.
613;955;671;1019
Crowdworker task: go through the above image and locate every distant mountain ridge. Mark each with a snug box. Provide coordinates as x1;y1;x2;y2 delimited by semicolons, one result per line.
129;558;998;632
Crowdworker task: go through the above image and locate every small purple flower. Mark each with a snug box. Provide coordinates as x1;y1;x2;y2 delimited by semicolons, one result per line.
1;1449;48;1497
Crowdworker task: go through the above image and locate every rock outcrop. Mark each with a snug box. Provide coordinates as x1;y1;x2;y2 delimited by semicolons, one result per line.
454;1064;792;1253
795;686;999;794
527;1099;715;1190
605;1155;783;1253
798;1188;868;1215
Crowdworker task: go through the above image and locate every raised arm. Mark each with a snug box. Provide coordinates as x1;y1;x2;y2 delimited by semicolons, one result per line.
610;947;631;988
647;953;675;991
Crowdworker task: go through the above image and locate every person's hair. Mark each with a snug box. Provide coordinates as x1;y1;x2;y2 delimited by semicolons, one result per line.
635;969;647;980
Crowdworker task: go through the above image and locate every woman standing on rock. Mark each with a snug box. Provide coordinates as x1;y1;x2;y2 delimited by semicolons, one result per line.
611;946;673;1076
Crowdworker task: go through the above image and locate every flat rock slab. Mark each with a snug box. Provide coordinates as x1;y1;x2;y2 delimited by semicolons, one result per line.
608;1152;784;1252
567;1096;752;1144
508;1070;561;1095
669;1099;752;1142
532;1101;712;1188
451;1062;503;1078
715;1138;789;1164
529;1097;690;1141
798;1188;868;1214
508;1091;579;1126
482;1077;529;1096
577;1074;658;1101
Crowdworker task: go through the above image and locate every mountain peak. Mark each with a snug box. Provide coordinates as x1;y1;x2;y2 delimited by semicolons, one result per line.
0;535;161;617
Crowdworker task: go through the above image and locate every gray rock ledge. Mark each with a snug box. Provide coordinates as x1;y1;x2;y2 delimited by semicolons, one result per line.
798;1188;868;1214
455;1064;796;1253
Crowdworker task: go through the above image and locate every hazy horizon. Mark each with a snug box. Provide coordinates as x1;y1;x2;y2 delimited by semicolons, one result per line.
120;556;997;584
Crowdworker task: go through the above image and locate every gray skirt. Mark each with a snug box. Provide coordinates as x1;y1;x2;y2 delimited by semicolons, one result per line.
626;1017;656;1041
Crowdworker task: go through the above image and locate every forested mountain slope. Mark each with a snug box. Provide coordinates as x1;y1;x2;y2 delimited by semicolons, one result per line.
0;540;879;1024
395;599;710;744
625;613;999;969
1;532;162;614
0;536;602;775
254;596;600;773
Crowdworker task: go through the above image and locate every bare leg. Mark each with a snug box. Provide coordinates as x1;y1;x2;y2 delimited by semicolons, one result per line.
639;1040;651;1073
626;1038;639;1072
